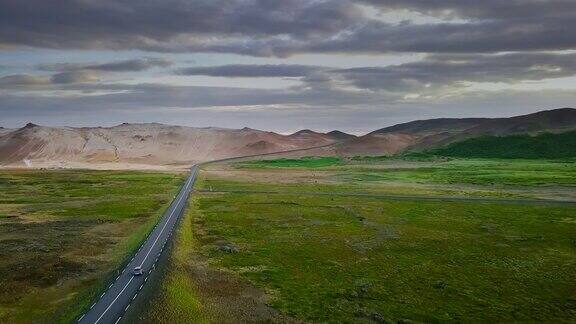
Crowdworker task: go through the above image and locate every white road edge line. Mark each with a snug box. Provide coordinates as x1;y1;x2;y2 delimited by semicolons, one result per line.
78;314;85;322
114;316;122;324
87;167;197;324
93;276;134;324
138;179;189;268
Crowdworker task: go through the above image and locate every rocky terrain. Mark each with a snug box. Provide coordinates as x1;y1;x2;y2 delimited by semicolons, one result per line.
0;123;347;169
1;108;574;169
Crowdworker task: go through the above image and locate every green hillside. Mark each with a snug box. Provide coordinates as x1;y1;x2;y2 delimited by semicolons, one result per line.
429;131;576;159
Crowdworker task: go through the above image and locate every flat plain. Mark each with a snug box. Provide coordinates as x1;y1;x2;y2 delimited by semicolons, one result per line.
144;157;576;322
0;169;184;323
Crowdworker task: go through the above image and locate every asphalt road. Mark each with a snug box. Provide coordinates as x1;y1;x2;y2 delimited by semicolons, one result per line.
77;165;198;324
75;142;344;324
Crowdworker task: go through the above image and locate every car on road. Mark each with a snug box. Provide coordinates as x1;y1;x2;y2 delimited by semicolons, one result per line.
133;266;143;276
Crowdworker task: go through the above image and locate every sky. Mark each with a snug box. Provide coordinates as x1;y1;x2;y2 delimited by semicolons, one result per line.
1;0;575;134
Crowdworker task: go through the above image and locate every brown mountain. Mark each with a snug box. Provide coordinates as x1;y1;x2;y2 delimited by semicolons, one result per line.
2;108;574;168
334;108;576;156
0;127;12;136
0;123;337;169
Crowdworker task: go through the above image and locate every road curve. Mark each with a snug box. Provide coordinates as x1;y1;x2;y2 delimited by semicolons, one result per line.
78;165;198;324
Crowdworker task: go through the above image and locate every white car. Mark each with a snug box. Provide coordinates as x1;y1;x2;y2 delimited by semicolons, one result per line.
133;266;143;276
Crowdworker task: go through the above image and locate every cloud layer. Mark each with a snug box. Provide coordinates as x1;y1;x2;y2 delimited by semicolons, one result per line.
174;52;576;95
176;64;324;77
1;0;575;56
38;58;172;72
1;0;575;132
0;70;99;88
328;53;576;93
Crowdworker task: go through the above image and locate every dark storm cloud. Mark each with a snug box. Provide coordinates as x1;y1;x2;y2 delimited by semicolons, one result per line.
0;0;361;54
304;19;576;55
317;0;576;55
0;0;575;56
360;0;576;20
174;53;576;93
176;64;324;77
38;58;172;72
326;52;576;92
6;51;576;94
0;74;50;87
50;71;99;84
0;71;99;88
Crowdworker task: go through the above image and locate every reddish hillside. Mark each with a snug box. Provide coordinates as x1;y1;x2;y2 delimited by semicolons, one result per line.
0;123;338;169
2;108;574;167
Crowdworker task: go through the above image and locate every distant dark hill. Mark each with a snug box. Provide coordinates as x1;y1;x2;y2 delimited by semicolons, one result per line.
409;108;576;153
465;108;576;135
288;129;320;136
373;118;489;136
376;108;576;137
326;130;356;141
428;131;576;159
335;108;576;156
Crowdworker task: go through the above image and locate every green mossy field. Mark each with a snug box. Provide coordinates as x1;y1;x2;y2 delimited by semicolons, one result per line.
188;193;576;322
0;169;184;323
238;156;343;169
428;131;576;159
145;157;576;322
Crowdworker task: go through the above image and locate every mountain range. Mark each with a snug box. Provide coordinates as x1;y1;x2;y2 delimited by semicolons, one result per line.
333;107;576;156
1;108;575;169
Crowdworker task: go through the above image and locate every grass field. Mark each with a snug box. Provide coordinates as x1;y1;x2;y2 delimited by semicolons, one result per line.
202;157;576;202
241;156;576;187
336;158;576;187
0;169;185;323
427;131;576;159
239;156;343;168
145;156;576;322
